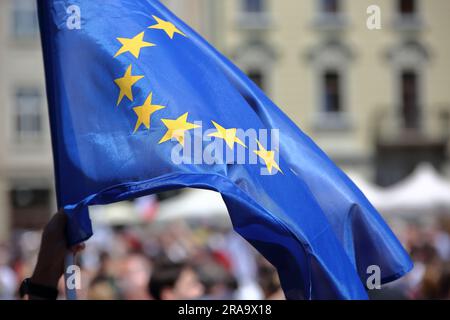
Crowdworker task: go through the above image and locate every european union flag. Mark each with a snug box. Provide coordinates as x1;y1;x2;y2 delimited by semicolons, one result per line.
38;0;412;299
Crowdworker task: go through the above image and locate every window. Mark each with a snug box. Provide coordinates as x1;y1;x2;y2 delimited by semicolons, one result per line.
238;0;271;29
323;71;341;113
309;41;352;130
12;0;39;39
401;70;420;129
247;69;265;91
243;0;265;13
399;0;416;16
314;0;346;30
15;88;42;142
393;0;422;30
321;0;340;14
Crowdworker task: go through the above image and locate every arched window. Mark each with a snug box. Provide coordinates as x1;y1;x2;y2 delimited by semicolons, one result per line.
247;69;265;91
14;88;42;143
307;40;353;130
323;71;341;113
321;0;340;14
401;70;420;129
399;0;416;16
233;43;276;96
243;0;265;13
386;41;429;131
12;0;39;39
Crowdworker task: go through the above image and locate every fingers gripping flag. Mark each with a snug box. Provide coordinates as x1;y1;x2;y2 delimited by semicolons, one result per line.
38;0;412;299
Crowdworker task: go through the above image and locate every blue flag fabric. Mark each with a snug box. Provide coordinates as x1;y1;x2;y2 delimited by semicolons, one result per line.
38;0;412;299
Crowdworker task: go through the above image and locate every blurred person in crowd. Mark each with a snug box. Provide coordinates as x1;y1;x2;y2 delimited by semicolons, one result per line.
223;231;264;300
87;252;121;300
197;259;237;299
385;222;450;300
0;244;17;300
117;252;151;300
433;215;450;261
158;222;197;262
258;262;284;300
148;258;204;300
412;244;449;299
88;277;120;300
439;263;450;299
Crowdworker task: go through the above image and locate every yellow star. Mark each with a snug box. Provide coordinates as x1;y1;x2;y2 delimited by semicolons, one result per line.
114;65;144;106
114;31;155;59
254;140;283;174
159;113;200;147
149;15;186;39
208;121;246;150
133;93;166;133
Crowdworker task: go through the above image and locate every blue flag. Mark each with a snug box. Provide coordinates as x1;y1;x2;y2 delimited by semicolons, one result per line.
38;0;412;299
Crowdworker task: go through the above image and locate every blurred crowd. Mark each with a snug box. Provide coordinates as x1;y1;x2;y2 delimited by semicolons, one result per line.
0;218;284;300
0;213;449;300
370;215;450;300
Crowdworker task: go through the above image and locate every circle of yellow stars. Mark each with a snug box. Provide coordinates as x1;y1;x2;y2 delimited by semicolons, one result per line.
113;15;282;174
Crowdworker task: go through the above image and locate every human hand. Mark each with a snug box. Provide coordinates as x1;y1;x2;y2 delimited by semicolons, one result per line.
30;210;85;290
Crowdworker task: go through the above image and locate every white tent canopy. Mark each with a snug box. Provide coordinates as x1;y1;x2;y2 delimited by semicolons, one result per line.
89;189;230;225
90;201;140;225
155;188;229;223
347;172;387;208
379;163;450;212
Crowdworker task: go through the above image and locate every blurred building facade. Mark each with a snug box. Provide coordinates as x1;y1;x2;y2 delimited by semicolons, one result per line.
213;0;450;185
1;0;450;241
0;0;55;242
